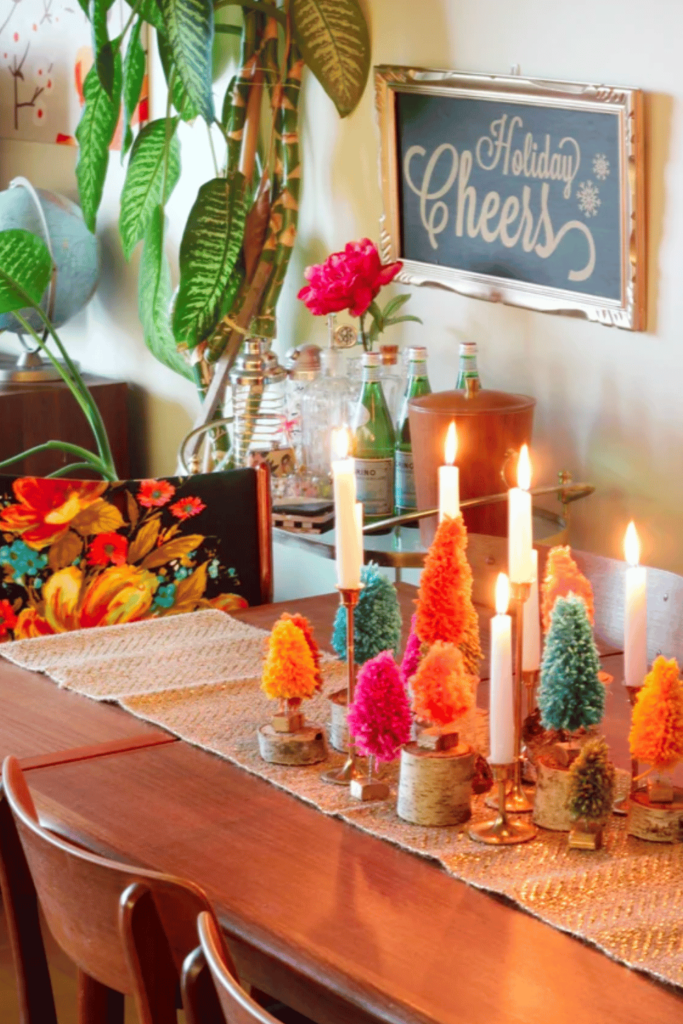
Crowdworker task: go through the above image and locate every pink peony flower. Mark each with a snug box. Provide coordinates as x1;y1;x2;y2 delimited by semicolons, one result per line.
297;238;402;318
348;650;412;762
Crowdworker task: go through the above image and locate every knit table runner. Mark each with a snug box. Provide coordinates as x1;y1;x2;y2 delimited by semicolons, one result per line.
4;610;682;993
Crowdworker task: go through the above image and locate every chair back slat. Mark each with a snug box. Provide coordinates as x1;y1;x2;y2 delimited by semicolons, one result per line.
2;756;219;1024
193;911;278;1024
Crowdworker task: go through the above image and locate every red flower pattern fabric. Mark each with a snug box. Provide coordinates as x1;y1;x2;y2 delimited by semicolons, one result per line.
297;238;402;318
0;478;107;549
86;532;129;567
137;479;176;508
170;496;206;520
0;599;17;636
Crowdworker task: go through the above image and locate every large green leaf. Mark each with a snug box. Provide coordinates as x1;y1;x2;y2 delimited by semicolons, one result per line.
0;230;53;315
158;0;214;125
173;173;247;346
122;17;146;156
139;206;193;382
75;57;122;232
90;0;115;98
157;32;198;122
291;0;370;117
120;118;180;261
137;0;165;33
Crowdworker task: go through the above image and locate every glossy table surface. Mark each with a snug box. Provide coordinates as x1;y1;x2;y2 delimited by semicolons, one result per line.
1;559;683;1024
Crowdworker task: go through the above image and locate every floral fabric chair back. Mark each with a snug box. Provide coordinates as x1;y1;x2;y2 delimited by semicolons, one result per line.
0;469;271;641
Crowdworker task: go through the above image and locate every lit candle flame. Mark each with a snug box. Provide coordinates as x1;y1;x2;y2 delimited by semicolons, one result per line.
624;521;640;567
517;444;531;491
332;426;350;461
495;572;510;615
444;421;458;466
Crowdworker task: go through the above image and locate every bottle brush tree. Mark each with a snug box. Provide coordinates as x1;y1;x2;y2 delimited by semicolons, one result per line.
566;736;615;822
538;594;604;735
629;655;683;773
411;641;474;728
261;618;319;712
348;651;412;763
281;612;322;691
541;546;594;632
400;613;422;685
332;563;401;665
414;515;482;674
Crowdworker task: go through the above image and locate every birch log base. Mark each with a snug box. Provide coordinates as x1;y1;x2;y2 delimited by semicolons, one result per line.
627;788;683;843
532;757;573;831
328;688;349;752
257;724;328;766
397;742;475;827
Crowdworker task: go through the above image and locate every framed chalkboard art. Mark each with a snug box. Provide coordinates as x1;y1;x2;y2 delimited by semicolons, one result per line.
375;67;645;331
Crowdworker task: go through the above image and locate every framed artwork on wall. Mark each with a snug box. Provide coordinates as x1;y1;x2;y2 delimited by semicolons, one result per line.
375;66;646;331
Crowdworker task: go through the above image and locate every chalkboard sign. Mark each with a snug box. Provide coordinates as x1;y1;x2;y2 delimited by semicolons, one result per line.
376;68;645;331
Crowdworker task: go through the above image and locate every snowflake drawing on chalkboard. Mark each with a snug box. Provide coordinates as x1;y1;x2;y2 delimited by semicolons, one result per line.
576;180;601;218
592;153;610;180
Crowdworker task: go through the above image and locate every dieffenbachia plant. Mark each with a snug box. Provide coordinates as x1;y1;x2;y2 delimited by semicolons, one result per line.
75;0;371;453
0;230;118;480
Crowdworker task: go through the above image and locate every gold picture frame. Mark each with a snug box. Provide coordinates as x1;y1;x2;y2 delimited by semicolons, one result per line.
375;66;645;331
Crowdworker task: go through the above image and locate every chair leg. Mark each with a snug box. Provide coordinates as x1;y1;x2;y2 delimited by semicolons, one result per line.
77;971;124;1024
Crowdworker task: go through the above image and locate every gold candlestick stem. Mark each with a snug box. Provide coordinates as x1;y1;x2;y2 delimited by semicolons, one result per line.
522;669;539;720
322;585;365;785
504;581;534;813
613;684;640;815
469;764;537;845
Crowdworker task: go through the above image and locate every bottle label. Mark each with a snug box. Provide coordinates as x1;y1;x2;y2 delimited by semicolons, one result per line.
394;449;416;509
355;458;394;516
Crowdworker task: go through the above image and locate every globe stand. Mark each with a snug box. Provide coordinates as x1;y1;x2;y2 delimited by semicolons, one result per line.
0;347;79;384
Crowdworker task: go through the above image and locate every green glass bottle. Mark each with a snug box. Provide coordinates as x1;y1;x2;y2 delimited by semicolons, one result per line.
352;351;396;525
394;346;430;520
455;341;481;394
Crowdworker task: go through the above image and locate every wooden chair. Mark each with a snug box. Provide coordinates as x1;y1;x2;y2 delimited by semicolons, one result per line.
0;465;272;641
182;911;279;1024
0;754;225;1024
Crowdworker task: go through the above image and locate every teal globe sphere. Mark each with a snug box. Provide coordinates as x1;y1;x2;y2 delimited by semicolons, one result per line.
0;181;100;333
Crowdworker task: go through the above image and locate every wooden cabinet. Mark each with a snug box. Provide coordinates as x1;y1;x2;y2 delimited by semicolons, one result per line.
0;376;130;479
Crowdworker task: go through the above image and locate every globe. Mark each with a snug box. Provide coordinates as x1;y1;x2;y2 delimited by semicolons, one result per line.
0;179;100;334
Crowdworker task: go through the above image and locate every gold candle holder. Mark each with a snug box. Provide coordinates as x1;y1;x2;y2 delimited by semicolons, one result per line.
322;585;365;785
498;580;534;813
469;764;537;845
613;684;640;815
522;668;539;721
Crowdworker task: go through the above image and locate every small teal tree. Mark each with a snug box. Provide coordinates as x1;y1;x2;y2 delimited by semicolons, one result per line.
332;563;401;665
539;594;604;734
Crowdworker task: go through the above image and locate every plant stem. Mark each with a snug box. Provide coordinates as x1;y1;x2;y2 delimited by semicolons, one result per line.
213;0;285;27
0;442;111;478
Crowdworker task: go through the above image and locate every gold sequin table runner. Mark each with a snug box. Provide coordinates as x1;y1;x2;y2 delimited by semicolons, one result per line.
4;611;682;992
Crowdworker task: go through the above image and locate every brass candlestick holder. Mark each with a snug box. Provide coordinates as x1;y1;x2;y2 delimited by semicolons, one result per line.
469;764;537;845
502;580;535;812
613;684;640;815
522;668;540;721
322;585;365;785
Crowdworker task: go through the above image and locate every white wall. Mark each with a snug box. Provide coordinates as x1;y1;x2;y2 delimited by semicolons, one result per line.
1;0;681;595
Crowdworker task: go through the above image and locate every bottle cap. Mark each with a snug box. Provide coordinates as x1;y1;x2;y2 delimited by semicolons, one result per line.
459;341;478;355
407;346;428;361
362;352;382;367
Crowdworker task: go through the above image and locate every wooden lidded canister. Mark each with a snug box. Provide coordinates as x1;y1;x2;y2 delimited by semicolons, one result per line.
409;388;535;548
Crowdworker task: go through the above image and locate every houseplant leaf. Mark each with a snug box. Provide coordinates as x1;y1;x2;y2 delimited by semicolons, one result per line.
139;205;194;381
75;56;122;232
158;0;215;124
121;17;146;156
158;33;199;122
291;0;370;117
120;118;180;261
0;230;52;313
173;172;247;346
0;229;53;314
90;0;115;98
137;0;165;33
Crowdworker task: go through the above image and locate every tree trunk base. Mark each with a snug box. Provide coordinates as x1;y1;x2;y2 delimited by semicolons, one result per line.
257;724;328;766
568;818;604;850
533;757;573;832
350;778;390;802
328;688;349;752
627;788;683;843
397;742;474;827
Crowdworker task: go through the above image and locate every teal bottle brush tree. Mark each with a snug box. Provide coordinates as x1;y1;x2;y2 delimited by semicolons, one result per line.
331;563;402;666
0;229;117;480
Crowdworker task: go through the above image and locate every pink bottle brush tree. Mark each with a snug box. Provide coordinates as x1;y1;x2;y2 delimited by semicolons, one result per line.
401;613;422;685
348;651;412;777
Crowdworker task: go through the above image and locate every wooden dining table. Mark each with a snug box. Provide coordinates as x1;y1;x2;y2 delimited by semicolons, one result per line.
3;564;683;1024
